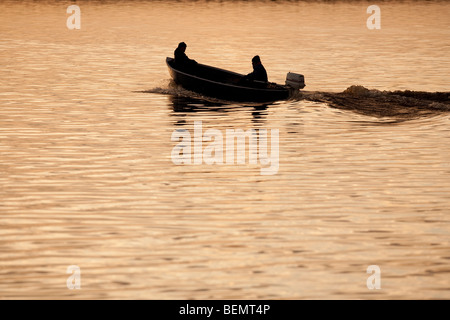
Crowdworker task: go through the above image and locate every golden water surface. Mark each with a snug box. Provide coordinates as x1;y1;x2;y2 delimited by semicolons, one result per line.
0;0;449;299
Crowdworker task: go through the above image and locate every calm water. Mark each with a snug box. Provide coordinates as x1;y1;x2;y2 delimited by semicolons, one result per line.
0;0;449;299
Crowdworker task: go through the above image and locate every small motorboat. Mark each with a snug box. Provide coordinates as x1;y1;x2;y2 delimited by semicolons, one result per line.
166;57;305;103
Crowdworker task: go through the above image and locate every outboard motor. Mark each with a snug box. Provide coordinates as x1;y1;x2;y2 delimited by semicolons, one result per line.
285;72;306;90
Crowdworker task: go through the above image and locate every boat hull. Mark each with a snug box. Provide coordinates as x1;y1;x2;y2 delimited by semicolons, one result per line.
166;57;291;103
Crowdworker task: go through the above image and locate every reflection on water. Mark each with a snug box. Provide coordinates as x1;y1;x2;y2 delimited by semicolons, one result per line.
0;0;449;299
170;95;230;113
169;95;270;125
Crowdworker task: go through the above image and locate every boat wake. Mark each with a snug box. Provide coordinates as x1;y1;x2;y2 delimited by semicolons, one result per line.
296;85;450;119
140;83;450;119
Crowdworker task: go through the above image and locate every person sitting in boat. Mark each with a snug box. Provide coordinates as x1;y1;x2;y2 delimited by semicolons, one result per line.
174;42;197;69
244;55;268;82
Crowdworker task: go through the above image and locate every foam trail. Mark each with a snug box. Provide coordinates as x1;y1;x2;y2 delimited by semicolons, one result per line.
294;86;450;119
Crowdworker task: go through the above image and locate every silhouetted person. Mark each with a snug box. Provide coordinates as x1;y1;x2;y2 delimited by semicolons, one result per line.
174;42;197;69
245;55;268;82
